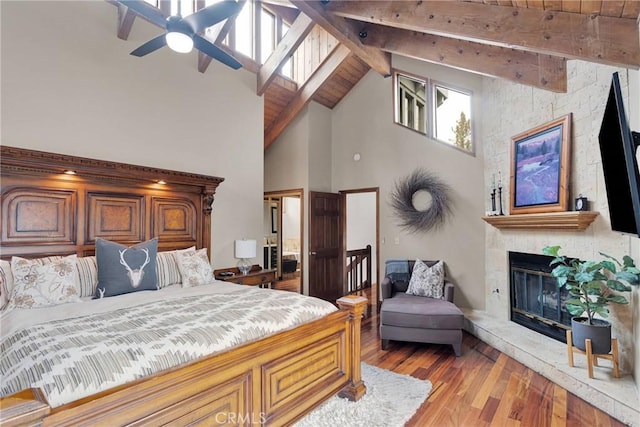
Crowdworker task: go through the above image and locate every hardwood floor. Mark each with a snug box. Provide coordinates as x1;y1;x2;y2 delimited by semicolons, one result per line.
274;283;624;425
274;275;301;293
359;303;625;426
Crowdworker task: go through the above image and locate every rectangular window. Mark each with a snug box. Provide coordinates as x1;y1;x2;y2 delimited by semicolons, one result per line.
234;1;253;58
393;72;426;134
280;22;292;79
171;0;193;17
393;70;473;154
261;9;275;63
433;83;473;153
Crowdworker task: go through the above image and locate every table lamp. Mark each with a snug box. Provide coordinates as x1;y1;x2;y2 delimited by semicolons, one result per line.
235;239;256;275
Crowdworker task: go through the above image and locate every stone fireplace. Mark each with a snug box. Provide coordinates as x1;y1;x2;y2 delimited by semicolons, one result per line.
509;251;571;343
477;60;639;425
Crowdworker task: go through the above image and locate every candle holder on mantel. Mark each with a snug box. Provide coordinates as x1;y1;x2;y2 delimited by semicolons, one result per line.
490;189;496;214
497;186;505;215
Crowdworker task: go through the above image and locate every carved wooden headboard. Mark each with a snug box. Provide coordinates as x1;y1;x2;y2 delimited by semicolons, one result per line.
0;146;224;259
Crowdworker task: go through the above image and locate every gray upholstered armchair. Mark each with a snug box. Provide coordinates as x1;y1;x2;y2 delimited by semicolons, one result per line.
380;260;464;356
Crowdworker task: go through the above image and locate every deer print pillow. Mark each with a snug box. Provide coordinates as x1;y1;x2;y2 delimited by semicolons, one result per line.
95;238;159;298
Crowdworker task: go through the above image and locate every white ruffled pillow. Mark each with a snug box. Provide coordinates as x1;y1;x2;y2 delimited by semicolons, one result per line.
8;255;81;309
175;248;213;287
406;259;445;299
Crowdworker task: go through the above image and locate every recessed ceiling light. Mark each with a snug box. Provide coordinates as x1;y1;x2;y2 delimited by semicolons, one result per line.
63;170;76;175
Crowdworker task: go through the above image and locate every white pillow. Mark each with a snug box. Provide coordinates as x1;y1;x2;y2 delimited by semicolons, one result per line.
175;248;213;287
406;260;445;299
8;255;81;309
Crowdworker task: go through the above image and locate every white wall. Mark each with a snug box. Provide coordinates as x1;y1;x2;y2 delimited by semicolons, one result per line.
482;61;639;373
282;197;301;242
264;108;310;192
308;102;333;192
331;56;486;310
1;1;264;269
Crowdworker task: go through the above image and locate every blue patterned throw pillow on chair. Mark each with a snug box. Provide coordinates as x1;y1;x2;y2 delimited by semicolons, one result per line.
95;238;159;298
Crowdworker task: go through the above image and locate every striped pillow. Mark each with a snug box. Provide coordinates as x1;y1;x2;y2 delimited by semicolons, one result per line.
76;256;98;297
157;251;183;289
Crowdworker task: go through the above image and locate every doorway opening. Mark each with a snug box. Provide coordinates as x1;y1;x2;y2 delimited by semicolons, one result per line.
264;189;303;294
342;188;380;314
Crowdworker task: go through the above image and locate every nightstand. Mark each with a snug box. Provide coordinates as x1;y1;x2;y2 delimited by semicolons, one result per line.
213;265;276;289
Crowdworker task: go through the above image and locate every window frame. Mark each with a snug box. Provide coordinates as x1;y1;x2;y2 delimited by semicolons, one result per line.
260;7;276;64
392;70;427;136
392;69;475;156
431;80;475;156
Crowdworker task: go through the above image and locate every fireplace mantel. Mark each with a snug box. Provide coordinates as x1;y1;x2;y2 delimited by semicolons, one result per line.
482;211;599;230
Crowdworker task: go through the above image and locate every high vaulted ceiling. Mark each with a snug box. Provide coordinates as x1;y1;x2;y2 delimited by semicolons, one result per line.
109;1;640;149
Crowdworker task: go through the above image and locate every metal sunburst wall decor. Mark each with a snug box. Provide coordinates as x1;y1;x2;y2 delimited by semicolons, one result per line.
390;168;453;233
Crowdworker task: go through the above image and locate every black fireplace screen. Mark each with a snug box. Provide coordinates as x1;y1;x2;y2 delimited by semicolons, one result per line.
509;252;571;342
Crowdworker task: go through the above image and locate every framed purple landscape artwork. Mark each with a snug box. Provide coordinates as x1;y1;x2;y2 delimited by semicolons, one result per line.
510;114;572;214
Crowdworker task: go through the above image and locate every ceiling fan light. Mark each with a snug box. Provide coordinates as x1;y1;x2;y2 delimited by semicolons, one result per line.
166;31;193;53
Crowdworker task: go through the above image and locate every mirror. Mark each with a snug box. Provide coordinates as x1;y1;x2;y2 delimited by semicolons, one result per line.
264;191;303;295
394;72;426;134
263;199;279;270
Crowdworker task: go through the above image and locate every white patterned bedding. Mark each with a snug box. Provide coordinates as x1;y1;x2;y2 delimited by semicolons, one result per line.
0;282;336;408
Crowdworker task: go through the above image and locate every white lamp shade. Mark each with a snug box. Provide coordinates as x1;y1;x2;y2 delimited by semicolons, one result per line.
235;239;256;259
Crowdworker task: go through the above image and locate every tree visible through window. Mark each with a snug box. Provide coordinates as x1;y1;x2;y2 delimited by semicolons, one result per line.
452;111;471;151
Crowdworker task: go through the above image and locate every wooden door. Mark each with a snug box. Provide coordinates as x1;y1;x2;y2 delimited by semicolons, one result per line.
308;191;344;301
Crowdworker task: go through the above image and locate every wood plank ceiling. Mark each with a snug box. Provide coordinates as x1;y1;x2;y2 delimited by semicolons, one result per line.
109;1;640;150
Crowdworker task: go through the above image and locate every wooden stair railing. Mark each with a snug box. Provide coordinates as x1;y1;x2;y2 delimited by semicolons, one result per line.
346;245;372;294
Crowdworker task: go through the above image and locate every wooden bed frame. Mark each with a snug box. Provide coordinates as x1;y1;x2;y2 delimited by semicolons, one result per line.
0;146;366;426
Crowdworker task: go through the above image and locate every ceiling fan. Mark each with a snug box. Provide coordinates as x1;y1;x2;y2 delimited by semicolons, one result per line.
122;0;242;69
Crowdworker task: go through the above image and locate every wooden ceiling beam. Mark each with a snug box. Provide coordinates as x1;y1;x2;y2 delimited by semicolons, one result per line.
360;23;567;92
324;0;640;68
264;44;352;149
257;14;315;95
290;1;391;77
117;3;137;40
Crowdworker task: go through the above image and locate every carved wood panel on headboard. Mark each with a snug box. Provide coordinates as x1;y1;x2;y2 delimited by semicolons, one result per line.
0;146;224;259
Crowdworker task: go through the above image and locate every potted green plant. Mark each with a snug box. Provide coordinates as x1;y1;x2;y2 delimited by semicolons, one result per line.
542;245;639;354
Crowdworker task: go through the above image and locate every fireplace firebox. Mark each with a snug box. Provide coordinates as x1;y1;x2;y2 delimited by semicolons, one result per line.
509;251;571;343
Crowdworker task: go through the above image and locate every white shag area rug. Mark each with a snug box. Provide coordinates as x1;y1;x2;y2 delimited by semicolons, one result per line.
294;363;432;427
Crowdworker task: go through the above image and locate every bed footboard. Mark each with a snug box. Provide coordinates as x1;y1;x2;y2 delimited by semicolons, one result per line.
0;296;367;427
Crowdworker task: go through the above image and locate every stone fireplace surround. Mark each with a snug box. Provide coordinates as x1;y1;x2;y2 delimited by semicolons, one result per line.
477;60;640;426
468;244;639;425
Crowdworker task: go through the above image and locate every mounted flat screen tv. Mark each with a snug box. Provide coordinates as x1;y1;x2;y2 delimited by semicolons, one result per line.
598;72;640;237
